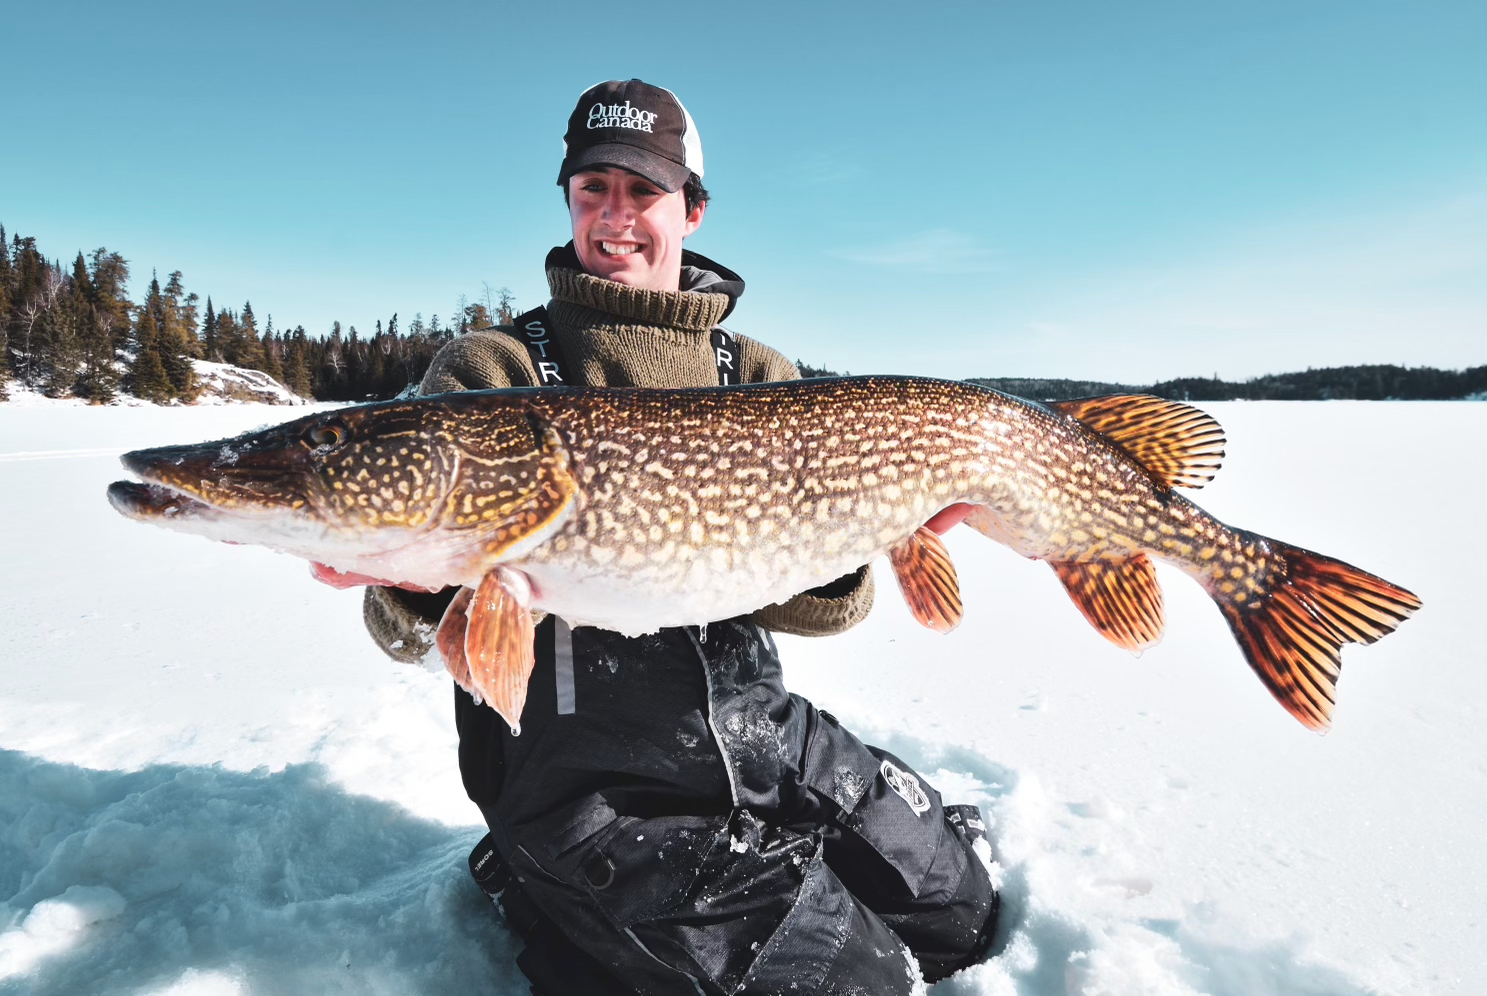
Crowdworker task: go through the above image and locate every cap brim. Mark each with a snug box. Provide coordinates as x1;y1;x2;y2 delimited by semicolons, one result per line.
559;143;691;193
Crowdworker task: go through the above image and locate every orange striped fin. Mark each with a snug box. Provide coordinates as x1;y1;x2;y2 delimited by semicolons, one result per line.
1050;395;1226;489
1216;538;1421;732
1051;554;1166;651
464;566;537;735
436;586;476;692
889;526;963;633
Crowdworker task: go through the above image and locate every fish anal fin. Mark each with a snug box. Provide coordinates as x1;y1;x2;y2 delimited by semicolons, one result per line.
1051;554;1165;652
889;526;963;633
463;567;537;735
1050;394;1226;489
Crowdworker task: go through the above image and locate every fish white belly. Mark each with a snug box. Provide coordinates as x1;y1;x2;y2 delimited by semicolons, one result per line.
516;552;863;635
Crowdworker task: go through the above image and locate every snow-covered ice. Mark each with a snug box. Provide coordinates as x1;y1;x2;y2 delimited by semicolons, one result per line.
0;400;1482;995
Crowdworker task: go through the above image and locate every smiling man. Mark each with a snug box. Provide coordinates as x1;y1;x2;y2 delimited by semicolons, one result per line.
363;79;998;995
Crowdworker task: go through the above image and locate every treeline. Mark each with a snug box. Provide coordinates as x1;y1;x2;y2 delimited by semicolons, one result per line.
965;365;1487;401
1;223;516;404
8;223;1480;407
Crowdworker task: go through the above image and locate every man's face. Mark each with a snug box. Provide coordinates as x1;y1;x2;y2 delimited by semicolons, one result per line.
568;167;705;292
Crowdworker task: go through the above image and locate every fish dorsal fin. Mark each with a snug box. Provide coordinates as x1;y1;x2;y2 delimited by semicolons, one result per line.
1050;395;1226;489
889;526;963;633
1051;554;1165;651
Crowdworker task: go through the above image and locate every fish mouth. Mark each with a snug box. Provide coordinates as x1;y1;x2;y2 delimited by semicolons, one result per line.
106;480;221;522
112;438;313;515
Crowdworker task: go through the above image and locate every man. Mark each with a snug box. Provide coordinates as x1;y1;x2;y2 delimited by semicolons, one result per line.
364;79;998;995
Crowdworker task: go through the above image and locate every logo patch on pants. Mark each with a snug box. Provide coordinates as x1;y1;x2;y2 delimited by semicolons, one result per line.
880;759;931;816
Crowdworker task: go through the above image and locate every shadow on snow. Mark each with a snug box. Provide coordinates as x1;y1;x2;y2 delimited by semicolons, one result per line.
0;749;524;995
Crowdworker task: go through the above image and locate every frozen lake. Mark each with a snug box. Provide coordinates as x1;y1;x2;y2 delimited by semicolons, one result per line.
0;398;1482;995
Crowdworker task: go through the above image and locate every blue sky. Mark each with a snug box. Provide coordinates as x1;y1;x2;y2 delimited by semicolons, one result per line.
5;0;1483;382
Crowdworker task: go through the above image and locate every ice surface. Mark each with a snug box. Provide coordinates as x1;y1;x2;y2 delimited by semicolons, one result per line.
0;400;1482;994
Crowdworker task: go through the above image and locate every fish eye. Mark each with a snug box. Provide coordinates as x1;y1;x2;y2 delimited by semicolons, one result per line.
305;423;347;449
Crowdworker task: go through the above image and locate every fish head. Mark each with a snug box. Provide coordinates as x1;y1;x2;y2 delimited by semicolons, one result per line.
107;394;577;587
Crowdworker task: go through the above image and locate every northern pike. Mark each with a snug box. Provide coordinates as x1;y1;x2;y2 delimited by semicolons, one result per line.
107;377;1420;734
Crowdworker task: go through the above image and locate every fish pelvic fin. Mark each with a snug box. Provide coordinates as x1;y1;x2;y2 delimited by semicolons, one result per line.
1050;395;1226;489
436;586;476;692
463;566;537;735
889;526;964;633
1215;536;1421;733
1051;554;1165;652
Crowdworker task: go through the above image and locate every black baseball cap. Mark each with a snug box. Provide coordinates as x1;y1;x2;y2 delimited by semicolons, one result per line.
557;79;704;194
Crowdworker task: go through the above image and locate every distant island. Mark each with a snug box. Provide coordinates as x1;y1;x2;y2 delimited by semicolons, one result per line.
799;364;1487;402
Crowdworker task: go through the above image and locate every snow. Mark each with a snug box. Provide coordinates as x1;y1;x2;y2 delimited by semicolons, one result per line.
2;361;306;411
0;400;1482;995
187;362;309;407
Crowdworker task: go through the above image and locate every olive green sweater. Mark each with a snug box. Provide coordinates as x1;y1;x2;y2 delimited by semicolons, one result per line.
363;264;874;664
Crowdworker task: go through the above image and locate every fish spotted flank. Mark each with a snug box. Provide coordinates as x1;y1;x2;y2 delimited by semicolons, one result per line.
107;376;1420;734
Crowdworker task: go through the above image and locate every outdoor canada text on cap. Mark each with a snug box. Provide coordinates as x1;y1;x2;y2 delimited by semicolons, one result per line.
557;79;703;193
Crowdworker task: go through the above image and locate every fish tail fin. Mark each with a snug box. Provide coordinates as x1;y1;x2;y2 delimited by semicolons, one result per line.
1214;533;1420;732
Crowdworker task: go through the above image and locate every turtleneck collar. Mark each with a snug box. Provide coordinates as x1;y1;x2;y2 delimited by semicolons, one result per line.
544;242;745;330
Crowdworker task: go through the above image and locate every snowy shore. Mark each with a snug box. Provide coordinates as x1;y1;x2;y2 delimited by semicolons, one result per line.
1;400;1482;995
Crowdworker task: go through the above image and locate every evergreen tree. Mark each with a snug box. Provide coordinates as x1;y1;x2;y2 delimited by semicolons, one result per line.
234;301;265;370
8;236;51;384
261;315;285;383
88;248;132;355
216;308;240;365
39;279;81;397
162;272;200;355
201;297;219;360
139;275;192;400
463;301;493;331
127;308;173;403
285;325;313;397
158;270;200;400
70;253;117;402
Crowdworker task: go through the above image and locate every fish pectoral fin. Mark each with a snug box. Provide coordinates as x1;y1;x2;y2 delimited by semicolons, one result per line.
1049;394;1225;489
889;526;963;634
463;567;537;735
1051;554;1165;651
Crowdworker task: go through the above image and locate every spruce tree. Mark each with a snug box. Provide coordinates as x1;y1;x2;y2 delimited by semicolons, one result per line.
8;237;49;384
70;254;117;402
39;284;81;397
261;315;285;383
285;325;313;397
162;272;200;356
88;248;131;355
127;308;173;403
156;272;197;399
216;309;240;364
234;301;265;370
202;297;219;361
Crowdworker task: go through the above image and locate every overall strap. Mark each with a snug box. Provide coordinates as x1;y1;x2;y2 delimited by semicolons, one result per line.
710;326;738;386
496;306;570;387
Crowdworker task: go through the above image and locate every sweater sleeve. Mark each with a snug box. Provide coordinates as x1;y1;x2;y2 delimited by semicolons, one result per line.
363;329;539;663
736;335;877;637
418;329;536;394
